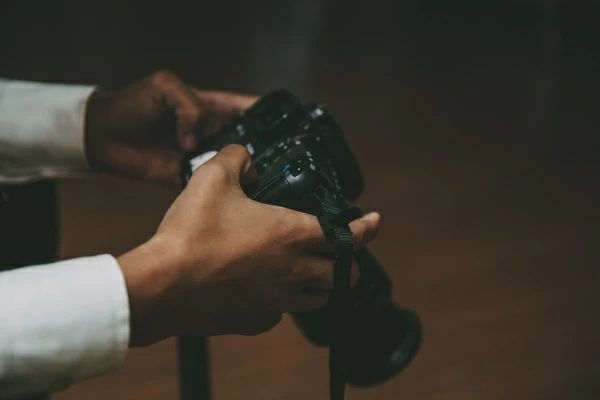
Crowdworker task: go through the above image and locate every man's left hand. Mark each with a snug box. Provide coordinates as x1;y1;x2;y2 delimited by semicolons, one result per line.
84;70;257;186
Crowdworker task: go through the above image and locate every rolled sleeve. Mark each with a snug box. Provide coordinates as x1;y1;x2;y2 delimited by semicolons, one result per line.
0;79;95;183
0;254;130;398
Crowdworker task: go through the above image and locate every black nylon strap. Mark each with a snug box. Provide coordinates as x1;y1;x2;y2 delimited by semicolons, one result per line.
329;230;353;400
315;186;361;400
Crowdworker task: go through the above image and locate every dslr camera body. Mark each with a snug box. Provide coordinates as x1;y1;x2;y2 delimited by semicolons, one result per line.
181;90;421;388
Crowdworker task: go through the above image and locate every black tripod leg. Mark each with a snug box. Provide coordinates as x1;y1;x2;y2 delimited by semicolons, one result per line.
177;336;211;400
1;182;58;400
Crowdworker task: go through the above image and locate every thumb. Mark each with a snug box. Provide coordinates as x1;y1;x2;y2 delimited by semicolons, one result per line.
204;144;254;184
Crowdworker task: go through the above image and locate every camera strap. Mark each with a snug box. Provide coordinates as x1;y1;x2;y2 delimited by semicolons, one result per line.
315;187;362;400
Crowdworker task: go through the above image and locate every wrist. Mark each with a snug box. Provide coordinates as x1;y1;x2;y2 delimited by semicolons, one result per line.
117;235;188;346
84;88;113;172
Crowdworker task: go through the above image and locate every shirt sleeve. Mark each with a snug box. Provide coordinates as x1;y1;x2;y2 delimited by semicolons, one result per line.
0;79;95;183
0;255;130;398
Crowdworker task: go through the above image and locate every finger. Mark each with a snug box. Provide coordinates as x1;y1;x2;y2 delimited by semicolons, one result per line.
195;144;253;185
192;90;259;136
290;256;360;290
302;212;382;253
94;142;182;187
193;89;258;115
348;211;381;249
191;312;282;337
292;256;334;290
150;71;206;151
242;313;283;336
288;290;330;313
239;165;258;186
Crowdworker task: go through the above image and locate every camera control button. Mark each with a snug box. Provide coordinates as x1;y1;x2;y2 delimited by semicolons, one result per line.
290;166;303;177
263;147;275;158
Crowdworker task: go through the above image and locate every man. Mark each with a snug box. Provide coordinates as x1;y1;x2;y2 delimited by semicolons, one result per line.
0;71;381;398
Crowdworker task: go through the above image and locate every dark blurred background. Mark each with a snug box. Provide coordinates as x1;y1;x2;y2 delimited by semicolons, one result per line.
1;1;600;399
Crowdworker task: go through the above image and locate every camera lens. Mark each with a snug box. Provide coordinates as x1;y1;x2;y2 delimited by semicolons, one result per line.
291;248;421;387
346;305;421;387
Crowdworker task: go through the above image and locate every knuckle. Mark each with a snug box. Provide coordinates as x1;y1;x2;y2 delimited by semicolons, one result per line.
244;314;282;336
189;106;203;121
202;161;229;182
312;294;329;309
150;69;179;87
184;98;204;122
316;260;334;289
275;210;312;246
296;213;321;244
225;144;250;159
316;263;333;288
289;261;307;283
352;225;365;246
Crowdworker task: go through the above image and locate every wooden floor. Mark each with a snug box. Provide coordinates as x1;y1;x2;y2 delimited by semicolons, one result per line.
1;2;599;399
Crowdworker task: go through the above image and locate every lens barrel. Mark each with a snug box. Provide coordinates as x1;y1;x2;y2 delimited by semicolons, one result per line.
291;248;422;387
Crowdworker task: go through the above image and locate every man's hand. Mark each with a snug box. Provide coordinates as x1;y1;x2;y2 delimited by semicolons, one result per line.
117;145;381;346
84;70;256;186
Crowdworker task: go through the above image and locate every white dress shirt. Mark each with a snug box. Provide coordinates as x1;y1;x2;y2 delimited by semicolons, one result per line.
0;79;130;398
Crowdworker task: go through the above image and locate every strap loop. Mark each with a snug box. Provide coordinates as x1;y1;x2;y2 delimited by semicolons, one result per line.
313;185;362;400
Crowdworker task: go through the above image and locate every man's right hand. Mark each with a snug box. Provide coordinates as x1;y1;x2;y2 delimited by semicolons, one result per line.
117;144;381;347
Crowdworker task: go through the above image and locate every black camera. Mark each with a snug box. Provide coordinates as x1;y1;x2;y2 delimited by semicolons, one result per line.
181;90;421;388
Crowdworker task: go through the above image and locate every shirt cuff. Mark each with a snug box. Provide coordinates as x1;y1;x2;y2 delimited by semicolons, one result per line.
0;255;130;397
0;79;95;183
